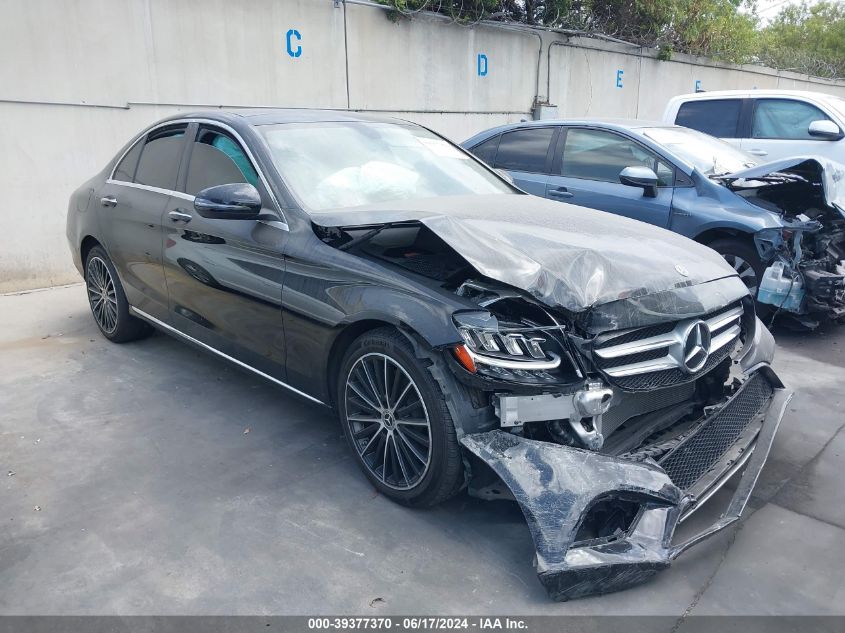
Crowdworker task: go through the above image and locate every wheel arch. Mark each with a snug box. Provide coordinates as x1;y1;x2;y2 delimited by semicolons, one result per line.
319;285;466;408
80;235;103;266
326;319;415;409
693;227;754;247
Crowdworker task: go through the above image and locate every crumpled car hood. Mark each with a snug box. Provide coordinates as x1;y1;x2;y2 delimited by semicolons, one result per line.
311;194;746;316
721;156;845;215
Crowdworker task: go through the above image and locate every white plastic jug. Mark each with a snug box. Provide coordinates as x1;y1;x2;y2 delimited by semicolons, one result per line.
757;261;804;312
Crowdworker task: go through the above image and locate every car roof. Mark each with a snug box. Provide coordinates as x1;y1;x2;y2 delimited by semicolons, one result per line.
463;118;675;145
667;89;844;102
157;108;402;128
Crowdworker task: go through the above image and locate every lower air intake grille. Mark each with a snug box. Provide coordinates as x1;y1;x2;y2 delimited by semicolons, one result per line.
602;381;696;435
658;373;774;490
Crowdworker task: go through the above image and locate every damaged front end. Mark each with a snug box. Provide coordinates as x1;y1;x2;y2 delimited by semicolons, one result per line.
721;158;845;326
452;288;791;601
311;197;791;601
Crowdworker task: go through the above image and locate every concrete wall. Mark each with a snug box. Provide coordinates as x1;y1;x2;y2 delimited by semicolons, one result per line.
547;39;845;120
3;0;845;292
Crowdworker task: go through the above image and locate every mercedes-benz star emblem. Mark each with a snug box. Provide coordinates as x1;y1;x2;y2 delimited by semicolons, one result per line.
682;321;711;373
675;264;690;277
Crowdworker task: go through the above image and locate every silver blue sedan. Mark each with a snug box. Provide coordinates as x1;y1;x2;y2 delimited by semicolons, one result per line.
463;120;845;326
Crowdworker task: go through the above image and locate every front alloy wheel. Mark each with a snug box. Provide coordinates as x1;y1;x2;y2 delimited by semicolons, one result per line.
337;327;464;507
344;353;432;490
722;252;759;296
709;237;772;319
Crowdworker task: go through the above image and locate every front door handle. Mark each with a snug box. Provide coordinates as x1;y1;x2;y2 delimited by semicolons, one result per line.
548;187;574;199
168;210;192;223
747;149;768;156
100;196;118;207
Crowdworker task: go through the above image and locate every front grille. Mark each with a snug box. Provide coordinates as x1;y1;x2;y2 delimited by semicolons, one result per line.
592;302;743;392
657;372;774;490
599;347;668;369
610;344;733;391
596;321;676;348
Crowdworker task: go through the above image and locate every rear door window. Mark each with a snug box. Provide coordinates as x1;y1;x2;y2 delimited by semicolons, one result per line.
184;127;260;196
112;138;144;182
752;99;831;140
676;99;743;138
471;135;501;165
134;125;188;191
493;127;555;173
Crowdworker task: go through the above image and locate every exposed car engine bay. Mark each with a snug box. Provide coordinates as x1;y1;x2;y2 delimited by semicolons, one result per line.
314;200;788;601
318;219;761;491
720;158;845;327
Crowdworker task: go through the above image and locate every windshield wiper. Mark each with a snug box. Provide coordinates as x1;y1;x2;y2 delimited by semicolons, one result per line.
338;221;411;251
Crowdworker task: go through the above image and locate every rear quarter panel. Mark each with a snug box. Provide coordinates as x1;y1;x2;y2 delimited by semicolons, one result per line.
66;173;104;275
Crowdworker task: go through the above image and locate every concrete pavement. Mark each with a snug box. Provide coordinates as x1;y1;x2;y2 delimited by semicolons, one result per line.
1;284;844;617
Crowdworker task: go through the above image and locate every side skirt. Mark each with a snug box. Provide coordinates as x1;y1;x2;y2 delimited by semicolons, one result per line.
129;306;327;407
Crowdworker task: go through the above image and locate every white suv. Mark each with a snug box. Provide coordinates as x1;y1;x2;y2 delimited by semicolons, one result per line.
663;89;845;162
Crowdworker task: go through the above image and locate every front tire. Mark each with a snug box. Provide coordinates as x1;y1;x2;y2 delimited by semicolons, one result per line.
85;246;152;343
708;237;774;319
709;238;764;296
337;328;464;507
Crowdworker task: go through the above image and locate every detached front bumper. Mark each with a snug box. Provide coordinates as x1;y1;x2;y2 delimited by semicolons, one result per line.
460;368;792;601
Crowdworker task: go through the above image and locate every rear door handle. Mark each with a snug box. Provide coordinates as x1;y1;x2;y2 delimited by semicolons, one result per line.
548;187;574;199
747;149;768;156
100;196;118;207
168;210;192;223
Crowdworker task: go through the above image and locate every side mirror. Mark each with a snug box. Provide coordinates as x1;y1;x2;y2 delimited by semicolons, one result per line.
495;168;515;185
808;120;844;140
619;166;659;198
194;183;262;220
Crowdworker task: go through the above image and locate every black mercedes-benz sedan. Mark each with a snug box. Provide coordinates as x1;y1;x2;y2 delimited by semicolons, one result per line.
67;110;791;601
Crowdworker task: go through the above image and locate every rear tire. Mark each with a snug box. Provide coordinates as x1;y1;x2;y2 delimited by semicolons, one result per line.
337;327;464;507
85;246;152;343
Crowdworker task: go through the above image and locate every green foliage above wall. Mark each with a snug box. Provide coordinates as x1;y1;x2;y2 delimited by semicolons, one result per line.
377;0;845;79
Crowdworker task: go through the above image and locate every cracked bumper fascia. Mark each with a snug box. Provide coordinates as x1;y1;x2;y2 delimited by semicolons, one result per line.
460;367;792;601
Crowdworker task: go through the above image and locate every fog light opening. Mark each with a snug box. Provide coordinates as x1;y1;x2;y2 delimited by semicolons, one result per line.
573;496;643;546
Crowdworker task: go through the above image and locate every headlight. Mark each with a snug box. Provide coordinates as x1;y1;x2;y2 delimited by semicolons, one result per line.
451;311;582;384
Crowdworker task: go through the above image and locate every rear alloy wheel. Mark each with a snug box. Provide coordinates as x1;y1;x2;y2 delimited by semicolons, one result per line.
338;328;464;506
86;256;118;334
84;246;152;343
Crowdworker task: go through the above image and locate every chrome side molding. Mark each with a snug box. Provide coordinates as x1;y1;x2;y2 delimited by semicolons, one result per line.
129;306;326;406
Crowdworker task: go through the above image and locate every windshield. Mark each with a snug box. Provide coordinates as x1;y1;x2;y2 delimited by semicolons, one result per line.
641;127;757;176
259;121;512;211
825;96;845;121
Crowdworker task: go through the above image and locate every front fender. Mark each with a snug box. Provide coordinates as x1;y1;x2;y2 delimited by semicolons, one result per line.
281;256;469;402
670;176;785;238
